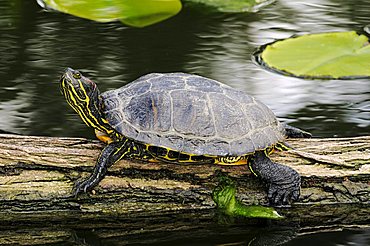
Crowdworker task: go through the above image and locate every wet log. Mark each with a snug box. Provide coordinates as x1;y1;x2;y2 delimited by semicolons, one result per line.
0;134;369;244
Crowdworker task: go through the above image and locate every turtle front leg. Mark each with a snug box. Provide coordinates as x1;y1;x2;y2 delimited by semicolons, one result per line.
249;151;301;206
73;139;148;196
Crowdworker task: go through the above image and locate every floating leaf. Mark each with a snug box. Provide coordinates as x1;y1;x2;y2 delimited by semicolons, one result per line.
38;0;182;27
183;0;275;13
256;31;370;79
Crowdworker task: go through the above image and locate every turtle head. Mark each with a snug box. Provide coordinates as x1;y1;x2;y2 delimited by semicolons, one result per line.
60;68;113;135
60;68;98;104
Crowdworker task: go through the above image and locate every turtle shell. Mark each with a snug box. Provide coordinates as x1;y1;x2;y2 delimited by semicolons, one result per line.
101;73;285;156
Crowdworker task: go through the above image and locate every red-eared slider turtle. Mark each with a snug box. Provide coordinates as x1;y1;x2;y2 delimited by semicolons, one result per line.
60;68;311;205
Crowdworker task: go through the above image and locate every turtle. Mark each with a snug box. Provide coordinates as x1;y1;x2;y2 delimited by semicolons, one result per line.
60;68;311;205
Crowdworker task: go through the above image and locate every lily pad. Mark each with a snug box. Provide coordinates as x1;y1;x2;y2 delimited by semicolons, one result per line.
38;0;182;27
255;31;370;79
183;0;275;13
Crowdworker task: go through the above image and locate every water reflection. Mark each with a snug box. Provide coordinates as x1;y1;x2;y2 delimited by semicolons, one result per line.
285;228;370;246
58;223;370;245
0;0;369;139
69;222;299;246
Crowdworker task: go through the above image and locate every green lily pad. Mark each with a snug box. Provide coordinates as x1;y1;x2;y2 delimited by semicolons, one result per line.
183;0;275;13
256;31;370;79
38;0;182;27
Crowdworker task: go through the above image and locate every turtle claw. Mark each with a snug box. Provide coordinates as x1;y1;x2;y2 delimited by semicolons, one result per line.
267;181;300;206
73;179;92;197
267;184;286;206
291;189;300;201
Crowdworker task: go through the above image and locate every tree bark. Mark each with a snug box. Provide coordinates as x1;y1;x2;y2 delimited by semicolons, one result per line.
0;134;369;244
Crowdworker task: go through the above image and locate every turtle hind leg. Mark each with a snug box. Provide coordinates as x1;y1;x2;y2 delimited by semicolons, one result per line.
283;123;312;138
249;151;301;206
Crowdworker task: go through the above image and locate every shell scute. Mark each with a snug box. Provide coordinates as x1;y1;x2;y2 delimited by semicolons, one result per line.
230;138;255;155
150;76;186;91
223;87;254;105
158;134;184;151
209;93;251;139
186;76;224;93
119;81;151;97
171;90;216;137
244;103;272;130
124;92;171;132
202;139;231;156
250;131;270;150
102;96;120;112
115;120;140;140
181;138;207;155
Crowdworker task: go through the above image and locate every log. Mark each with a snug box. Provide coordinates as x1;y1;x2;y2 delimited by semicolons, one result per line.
0;134;369;244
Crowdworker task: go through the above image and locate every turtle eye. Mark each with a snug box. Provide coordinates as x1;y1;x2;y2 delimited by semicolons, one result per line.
73;72;81;79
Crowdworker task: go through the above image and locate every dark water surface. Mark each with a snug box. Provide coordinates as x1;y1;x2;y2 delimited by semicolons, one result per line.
1;0;369;138
0;0;369;245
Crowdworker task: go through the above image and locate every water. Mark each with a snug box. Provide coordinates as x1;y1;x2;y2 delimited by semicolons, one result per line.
0;0;369;138
0;0;369;245
70;225;370;245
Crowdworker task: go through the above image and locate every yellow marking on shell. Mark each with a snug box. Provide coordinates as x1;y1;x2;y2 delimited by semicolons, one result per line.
141;138;290;166
144;143;251;165
145;144;196;162
214;156;248;166
177;156;199;163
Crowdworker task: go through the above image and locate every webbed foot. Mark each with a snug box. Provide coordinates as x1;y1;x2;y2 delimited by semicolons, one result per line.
267;171;301;206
